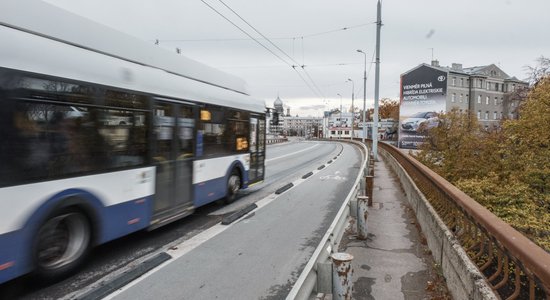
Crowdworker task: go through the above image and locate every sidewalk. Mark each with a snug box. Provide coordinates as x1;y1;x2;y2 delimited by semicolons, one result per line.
339;154;449;299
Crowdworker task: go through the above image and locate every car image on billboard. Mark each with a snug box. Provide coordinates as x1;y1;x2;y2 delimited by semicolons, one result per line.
400;111;439;133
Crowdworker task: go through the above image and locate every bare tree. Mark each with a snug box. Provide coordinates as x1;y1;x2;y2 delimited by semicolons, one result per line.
524;56;550;86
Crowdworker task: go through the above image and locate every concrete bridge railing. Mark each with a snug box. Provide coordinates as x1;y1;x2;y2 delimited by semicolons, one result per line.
378;141;550;300
266;138;288;144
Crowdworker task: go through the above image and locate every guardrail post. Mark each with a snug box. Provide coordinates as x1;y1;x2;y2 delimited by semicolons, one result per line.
316;261;332;294
365;175;374;206
359;176;365;196
357;196;368;240
350;198;358;220
331;252;354;300
368;161;374;176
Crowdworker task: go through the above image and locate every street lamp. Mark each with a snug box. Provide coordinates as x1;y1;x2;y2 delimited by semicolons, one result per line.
357;49;367;144
347;78;354;140
337;93;342;139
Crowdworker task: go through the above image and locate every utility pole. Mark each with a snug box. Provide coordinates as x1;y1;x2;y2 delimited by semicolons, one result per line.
347;78;355;140
337;93;342;139
373;0;382;161
356;50;367;144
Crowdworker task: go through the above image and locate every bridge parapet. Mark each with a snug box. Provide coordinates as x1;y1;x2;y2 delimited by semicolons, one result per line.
378;141;550;300
266;138;288;144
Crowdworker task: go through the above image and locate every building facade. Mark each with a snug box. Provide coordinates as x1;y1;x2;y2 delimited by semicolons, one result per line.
405;61;528;127
399;61;528;149
283;116;322;138
443;62;528;126
268;96;289;136
324;110;354;139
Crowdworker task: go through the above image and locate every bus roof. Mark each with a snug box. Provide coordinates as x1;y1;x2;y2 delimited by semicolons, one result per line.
0;0;248;96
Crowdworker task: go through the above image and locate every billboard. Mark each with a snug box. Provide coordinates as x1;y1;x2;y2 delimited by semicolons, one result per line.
398;65;447;149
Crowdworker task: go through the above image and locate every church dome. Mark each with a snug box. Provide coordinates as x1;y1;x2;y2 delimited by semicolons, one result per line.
274;96;284;114
274;96;283;107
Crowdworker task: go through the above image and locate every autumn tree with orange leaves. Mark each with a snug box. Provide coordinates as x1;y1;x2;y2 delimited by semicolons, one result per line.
414;75;550;250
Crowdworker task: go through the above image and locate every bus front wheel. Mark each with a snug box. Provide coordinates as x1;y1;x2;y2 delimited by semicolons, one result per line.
33;208;91;281
225;169;241;204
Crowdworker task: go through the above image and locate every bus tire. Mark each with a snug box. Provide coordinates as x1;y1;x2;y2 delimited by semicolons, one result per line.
225;169;241;204
32;207;91;281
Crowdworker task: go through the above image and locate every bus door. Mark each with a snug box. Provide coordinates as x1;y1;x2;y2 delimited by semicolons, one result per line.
248;116;265;184
151;101;195;225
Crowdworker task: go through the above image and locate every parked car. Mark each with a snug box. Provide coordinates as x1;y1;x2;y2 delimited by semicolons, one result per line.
401;111;438;132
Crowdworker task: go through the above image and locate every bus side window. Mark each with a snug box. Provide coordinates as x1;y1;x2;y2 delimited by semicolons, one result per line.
200;106;226;157
226;109;250;153
0;99;39;185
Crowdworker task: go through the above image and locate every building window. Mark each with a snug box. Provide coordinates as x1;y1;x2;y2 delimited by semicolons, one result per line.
459;94;463;103
494;97;498;105
477;95;482;104
477;110;481;119
451;93;456;102
485;111;489;120
493;111;497;119
331;130;336;134
452;77;456;86
478;79;483;88
460;78;464;87
486;82;490;90
486;96;489;105
344;131;349;135
495;83;499;91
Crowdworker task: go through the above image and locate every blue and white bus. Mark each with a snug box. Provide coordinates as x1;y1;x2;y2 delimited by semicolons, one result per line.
0;1;266;284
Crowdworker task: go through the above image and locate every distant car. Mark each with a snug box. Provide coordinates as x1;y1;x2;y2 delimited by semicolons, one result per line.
401;111;438;132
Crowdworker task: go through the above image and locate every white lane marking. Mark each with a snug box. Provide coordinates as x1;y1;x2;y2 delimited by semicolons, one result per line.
265;144;319;163
103;144;346;299
319;175;347;181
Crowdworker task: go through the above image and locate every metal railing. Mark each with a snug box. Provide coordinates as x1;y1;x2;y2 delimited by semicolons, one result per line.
378;141;550;300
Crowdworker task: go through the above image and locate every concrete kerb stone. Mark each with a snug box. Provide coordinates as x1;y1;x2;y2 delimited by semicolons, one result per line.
379;148;497;300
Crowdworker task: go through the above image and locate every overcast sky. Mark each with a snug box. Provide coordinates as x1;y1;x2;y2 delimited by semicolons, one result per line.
45;0;550;117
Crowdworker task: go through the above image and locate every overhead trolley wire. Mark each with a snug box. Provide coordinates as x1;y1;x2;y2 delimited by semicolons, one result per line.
156;22;374;43
198;0;292;67
215;0;326;100
200;0;325;99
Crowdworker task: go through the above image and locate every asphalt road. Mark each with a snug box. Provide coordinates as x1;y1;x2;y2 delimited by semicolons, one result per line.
1;138;361;300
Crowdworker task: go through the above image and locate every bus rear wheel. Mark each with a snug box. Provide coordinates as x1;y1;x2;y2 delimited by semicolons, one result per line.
225;169;241;204
33;208;91;281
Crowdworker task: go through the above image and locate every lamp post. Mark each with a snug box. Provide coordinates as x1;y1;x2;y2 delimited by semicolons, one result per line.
347;78;354;140
337;93;342;139
356;49;367;143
